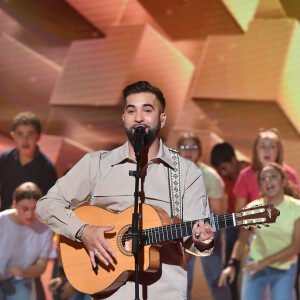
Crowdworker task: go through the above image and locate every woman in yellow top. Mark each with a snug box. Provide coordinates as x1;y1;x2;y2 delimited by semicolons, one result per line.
218;162;300;300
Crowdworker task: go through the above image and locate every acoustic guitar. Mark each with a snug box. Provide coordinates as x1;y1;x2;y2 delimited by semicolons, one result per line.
60;203;279;295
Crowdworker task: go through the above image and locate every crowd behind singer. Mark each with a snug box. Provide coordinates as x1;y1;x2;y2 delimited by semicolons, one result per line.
0;82;299;300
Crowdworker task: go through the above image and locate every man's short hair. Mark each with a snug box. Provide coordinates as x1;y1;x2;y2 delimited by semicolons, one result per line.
210;142;236;167
12;111;41;134
122;81;166;112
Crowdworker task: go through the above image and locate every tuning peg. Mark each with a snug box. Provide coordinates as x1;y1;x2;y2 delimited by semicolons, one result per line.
245;226;251;230
263;224;270;227
255;225;261;229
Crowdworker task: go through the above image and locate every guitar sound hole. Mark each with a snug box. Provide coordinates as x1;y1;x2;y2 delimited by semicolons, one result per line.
118;225;133;256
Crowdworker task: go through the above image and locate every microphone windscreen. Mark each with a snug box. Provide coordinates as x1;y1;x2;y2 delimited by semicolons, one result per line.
133;126;146;152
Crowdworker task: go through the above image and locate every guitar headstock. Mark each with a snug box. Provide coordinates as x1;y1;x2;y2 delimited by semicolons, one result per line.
235;204;280;229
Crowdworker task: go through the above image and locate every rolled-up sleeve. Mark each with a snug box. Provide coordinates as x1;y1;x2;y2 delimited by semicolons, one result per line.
35;152;100;240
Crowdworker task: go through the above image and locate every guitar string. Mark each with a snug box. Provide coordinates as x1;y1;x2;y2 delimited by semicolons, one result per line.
99;219;237;248
103;212;264;244
96;220;261;252
111;211;262;242
85;213;268;251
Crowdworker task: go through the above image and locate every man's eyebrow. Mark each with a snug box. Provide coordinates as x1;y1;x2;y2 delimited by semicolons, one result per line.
143;104;155;109
125;104;155;110
125;104;135;110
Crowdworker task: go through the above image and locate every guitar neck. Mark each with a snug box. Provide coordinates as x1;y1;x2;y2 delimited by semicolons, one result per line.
142;213;235;246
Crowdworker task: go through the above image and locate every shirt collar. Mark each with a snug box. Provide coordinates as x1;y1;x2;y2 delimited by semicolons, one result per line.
104;140;175;169
153;140;176;169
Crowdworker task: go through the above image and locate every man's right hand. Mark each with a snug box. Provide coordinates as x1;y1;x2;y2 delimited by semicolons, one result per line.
218;266;236;287
81;224;116;268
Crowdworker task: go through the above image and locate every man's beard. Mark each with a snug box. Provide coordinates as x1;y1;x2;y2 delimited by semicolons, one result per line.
125;123;160;148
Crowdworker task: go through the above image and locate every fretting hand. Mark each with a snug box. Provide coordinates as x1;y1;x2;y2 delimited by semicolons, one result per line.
192;219;214;250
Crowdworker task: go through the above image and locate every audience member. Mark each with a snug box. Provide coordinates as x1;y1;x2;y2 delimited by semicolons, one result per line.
178;133;231;300
211;142;248;214
211;142;248;299
0;111;57;211
0;111;58;298
0;182;54;300
219;163;300;300
233;128;299;211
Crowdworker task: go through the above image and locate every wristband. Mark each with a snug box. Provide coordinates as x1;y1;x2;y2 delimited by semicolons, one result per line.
227;258;240;269
75;224;87;242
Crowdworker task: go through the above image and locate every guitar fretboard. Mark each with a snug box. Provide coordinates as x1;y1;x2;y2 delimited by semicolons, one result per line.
142;214;235;246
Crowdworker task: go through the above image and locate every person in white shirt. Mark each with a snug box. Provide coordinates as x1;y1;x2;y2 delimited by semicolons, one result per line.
0;182;53;300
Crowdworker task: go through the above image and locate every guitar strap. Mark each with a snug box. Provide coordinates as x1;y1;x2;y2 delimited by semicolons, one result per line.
168;148;182;220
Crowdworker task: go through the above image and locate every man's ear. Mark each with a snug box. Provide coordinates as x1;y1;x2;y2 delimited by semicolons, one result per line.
122;114;125;123
160;113;167;128
12;200;17;209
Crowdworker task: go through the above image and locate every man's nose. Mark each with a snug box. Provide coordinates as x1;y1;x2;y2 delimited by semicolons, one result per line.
135;111;144;123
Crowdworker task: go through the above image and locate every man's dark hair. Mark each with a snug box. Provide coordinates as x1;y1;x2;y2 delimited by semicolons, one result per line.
12;111;41;134
122;81;166;112
210;142;236;167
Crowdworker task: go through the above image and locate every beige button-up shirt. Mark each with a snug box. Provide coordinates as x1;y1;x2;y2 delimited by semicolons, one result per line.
36;141;209;299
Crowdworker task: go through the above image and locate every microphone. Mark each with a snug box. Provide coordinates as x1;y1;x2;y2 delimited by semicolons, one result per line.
133;126;146;153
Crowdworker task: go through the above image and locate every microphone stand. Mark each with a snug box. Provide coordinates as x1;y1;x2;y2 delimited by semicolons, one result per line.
129;147;142;300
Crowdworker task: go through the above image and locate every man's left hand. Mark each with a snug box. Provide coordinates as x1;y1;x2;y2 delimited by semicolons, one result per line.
192;219;214;250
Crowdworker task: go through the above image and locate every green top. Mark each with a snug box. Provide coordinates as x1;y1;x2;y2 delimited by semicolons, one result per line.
249;195;300;270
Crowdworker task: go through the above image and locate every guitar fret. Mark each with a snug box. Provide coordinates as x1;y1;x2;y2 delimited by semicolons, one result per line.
152;228;155;243
155;227;159;243
162;227;165;241
166;226;169;241
176;223;180;239
175;223;180;239
172;224;176;240
150;228;154;244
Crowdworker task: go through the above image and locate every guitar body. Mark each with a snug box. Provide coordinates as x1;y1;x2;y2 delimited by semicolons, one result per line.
60;204;171;295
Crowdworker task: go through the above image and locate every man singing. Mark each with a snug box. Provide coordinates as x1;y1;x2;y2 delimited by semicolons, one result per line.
36;81;214;299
